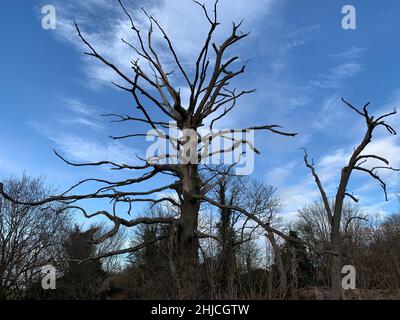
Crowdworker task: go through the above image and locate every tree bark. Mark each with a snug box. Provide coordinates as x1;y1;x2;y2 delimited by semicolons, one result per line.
330;188;346;300
177;163;201;298
330;213;343;300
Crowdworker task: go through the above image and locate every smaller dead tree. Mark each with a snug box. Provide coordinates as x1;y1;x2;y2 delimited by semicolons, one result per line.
303;97;398;300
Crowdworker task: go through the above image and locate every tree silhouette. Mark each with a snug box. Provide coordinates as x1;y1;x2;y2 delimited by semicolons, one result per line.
0;0;295;298
303;98;398;299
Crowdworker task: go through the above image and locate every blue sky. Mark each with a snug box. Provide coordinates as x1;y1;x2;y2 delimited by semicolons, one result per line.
1;0;400;223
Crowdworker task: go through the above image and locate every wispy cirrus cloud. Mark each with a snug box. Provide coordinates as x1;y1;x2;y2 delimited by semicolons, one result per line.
58;97;105;130
312;94;344;130
28;119;139;166
51;0;280;87
330;47;367;60
58;117;104;130
310;62;363;89
48;134;139;164
283;24;320;50
61;97;100;117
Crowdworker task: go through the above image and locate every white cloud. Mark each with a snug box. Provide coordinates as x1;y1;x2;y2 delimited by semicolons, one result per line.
56;97;105;130
283;24;320;50
306;135;399;200
59;117;104;130
279;179;320;219
278;148;350;218
360;136;400;184
48;134;140;165
265;161;296;187
61;97;100;116
312;94;345;130
52;0;279;87
277;138;399;220
29;120;140;165
331;63;363;80
317;148;350;184
289;128;400;218
310;63;363;89
330;47;366;60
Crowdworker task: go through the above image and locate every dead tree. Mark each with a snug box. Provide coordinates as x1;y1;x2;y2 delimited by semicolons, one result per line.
303;97;398;299
0;0;296;297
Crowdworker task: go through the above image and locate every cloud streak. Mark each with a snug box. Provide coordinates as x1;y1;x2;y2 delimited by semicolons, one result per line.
52;0;279;87
310;63;363;89
48;134;139;165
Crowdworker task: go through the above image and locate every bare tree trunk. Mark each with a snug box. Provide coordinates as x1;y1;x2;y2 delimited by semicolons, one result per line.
330;240;342;300
330;214;343;300
177;164;201;298
266;231;287;297
330;188;345;300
